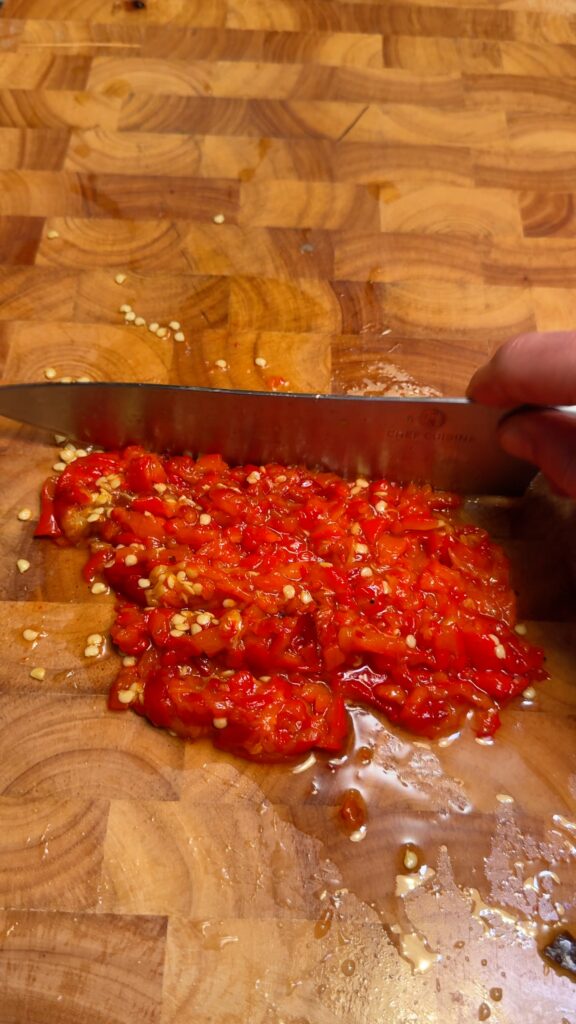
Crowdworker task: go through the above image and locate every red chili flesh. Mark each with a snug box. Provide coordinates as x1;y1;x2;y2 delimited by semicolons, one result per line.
35;447;547;761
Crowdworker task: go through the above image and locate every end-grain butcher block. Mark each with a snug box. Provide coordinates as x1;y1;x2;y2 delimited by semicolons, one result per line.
0;0;575;1020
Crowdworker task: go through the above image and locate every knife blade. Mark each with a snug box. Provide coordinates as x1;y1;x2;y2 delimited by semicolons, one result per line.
0;381;537;495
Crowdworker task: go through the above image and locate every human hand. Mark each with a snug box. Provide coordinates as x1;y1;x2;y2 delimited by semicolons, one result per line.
466;332;576;498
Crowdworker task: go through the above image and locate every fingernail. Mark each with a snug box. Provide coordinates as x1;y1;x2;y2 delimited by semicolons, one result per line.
466;366;508;405
499;422;535;463
466;366;489;400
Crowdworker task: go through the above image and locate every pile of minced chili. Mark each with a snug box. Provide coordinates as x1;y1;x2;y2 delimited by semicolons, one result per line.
36;447;547;761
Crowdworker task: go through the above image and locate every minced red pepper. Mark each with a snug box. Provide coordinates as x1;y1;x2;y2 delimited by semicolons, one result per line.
35;447;547;761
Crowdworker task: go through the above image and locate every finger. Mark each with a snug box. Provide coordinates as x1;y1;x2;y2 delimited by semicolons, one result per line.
467;332;576;407
499;409;576;499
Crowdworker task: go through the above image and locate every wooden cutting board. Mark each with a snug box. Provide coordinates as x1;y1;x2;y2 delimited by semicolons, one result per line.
1;2;576;1022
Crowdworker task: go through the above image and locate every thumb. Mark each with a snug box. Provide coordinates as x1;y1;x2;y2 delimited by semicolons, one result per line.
499;410;576;499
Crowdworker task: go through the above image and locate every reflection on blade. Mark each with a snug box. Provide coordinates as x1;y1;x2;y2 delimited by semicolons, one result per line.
0;382;538;495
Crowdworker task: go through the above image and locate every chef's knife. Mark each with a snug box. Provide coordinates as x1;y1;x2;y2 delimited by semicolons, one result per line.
0;381;539;495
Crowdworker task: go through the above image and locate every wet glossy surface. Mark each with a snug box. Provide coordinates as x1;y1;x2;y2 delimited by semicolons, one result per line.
1;0;576;1022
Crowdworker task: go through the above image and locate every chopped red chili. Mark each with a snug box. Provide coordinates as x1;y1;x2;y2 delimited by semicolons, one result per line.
35;447;547;761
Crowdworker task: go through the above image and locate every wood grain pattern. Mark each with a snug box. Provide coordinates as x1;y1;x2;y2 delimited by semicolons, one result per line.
0;910;166;1024
0;1;576;1022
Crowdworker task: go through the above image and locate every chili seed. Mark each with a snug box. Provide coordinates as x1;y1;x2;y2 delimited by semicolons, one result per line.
403;848;419;871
